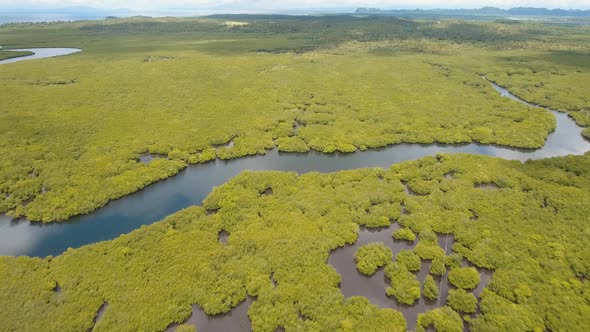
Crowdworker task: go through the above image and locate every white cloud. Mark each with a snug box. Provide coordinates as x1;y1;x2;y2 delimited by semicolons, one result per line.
0;0;589;10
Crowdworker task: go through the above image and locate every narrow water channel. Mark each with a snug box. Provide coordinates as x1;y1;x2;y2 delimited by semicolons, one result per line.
0;47;81;64
165;298;254;332
328;224;490;331
1;78;589;257
2;51;587;331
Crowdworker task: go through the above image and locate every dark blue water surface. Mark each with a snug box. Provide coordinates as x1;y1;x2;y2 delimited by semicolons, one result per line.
0;57;588;257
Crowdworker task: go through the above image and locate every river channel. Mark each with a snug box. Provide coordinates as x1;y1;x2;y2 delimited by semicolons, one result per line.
0;47;81;64
2;47;589;331
0;49;588;259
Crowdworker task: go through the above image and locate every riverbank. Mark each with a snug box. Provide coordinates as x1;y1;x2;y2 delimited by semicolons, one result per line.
0;47;81;64
2;29;576;224
1;152;589;331
0;50;33;60
2;77;589;257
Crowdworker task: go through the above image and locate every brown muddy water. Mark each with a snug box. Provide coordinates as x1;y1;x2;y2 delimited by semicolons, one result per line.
166;297;253;332
166;223;491;332
89;302;108;332
328;223;490;331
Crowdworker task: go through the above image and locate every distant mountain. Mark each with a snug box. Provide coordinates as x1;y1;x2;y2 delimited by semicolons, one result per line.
0;6;135;24
355;7;590;17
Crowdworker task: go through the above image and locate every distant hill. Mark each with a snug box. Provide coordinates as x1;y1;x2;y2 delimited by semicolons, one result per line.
355;7;590;17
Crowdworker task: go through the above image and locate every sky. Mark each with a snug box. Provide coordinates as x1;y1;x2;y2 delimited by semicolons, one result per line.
1;0;589;10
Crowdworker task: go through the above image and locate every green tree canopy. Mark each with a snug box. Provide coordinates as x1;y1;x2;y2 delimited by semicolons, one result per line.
448;267;480;290
354;243;393;275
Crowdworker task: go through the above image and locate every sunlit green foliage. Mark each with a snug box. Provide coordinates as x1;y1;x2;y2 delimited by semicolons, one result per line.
415;241;445;261
417;306;463;332
447;289;478;313
430;258;447;276
385;262;421;305
392;227;416;242
444;253;463;269
353;243;393;275
469;289;545;331
360;203;400;227
395;249;421;272
339;297;406;332
1;153;590;330
4;15;587;222
448;267;480;290
423;274;439;301
176;324;197;332
275;137;310;153
486;51;590;126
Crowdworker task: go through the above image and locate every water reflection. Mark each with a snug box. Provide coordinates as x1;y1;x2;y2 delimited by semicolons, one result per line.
328;224;495;330
328;225;456;330
166;297;253;332
0;48;81;65
1;81;589;257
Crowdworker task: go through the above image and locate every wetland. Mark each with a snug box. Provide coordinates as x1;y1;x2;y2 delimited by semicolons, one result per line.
1;15;590;332
0;79;587;257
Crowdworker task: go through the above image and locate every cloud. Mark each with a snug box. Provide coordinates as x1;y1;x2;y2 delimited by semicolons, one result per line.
1;0;589;10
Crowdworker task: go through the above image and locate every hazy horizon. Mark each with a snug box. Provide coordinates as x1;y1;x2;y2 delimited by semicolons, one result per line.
1;0;589;12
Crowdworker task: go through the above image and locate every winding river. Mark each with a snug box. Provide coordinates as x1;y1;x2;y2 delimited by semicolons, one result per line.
2;47;589;331
1;50;589;257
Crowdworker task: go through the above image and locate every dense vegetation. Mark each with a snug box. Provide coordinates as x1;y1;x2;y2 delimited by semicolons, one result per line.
423;274;439;301
175;325;197;332
353;243;393;275
392;227;416;242
1;14;589;331
2;15;589;222
447;289;478;313
1;153;589;331
448;267;480;290
417;306;464;332
395;249;422;272
385;262;422;305
486;53;590;127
